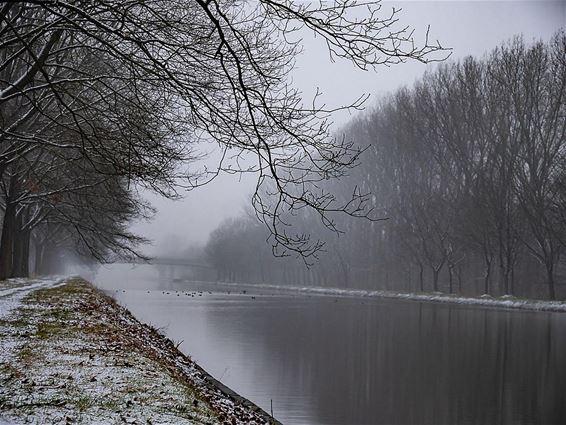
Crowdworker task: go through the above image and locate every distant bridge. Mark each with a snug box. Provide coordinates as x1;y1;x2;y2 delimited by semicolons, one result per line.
114;257;218;284
119;256;215;270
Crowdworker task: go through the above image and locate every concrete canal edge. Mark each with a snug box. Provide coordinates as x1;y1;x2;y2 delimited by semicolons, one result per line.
0;276;281;424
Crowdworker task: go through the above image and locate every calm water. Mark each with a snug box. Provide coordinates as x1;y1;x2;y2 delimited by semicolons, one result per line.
95;265;566;424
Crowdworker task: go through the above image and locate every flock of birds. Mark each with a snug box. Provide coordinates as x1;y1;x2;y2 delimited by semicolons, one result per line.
114;288;257;300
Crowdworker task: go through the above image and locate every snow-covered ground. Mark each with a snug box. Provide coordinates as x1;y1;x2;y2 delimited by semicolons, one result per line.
188;280;566;313
0;277;277;424
0;276;66;319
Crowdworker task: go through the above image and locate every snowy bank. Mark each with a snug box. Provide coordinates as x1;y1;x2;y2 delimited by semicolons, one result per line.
188;280;566;313
0;277;278;424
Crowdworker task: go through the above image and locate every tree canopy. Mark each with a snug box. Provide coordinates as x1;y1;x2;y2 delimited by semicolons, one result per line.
0;0;446;278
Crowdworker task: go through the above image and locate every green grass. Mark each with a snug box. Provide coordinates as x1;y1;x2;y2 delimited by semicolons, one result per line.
75;395;94;411
35;321;64;340
47;307;71;321
0;317;28;328
17;344;36;366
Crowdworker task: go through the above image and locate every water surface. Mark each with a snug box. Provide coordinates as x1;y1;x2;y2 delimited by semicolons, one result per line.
95;265;566;424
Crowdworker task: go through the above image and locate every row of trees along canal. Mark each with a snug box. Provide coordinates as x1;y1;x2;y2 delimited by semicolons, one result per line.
205;32;566;301
0;1;444;280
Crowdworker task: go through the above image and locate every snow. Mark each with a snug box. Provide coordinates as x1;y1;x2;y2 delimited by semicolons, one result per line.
0;276;276;424
189;280;566;313
0;276;66;319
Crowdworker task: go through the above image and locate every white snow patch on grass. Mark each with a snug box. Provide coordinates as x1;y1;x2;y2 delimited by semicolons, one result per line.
0;277;276;425
0;276;66;319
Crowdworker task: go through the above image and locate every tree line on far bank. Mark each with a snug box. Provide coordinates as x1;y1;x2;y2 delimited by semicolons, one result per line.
204;32;566;300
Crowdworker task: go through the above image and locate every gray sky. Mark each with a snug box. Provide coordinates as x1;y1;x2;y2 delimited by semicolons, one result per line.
133;0;566;256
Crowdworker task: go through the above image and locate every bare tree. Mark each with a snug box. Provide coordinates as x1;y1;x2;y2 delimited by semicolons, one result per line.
0;1;447;279
223;31;566;300
510;33;566;300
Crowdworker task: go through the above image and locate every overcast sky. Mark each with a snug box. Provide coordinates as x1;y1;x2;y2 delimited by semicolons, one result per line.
133;0;566;256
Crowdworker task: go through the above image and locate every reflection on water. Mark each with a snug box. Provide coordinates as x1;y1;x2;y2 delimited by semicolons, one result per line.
95;265;566;425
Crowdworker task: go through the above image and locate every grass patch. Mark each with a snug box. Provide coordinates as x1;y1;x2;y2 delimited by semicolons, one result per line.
16;307;38;317
47;307;71;321
24;280;89;305
99;398;121;412
75;395;94;411
0;363;22;382
35;321;64;340
17;344;36;366
0;317;28;328
82;322;115;336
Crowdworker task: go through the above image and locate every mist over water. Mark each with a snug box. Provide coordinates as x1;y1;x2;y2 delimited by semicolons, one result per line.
133;0;566;255
2;1;566;424
96;265;566;425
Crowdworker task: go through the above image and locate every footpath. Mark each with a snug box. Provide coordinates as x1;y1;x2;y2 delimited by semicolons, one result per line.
0;276;278;425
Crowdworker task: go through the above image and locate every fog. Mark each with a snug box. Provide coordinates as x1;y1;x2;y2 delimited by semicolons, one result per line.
5;2;566;423
135;0;565;256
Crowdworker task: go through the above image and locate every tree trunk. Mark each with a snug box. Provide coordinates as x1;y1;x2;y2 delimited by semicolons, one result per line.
11;229;30;278
504;268;512;295
35;242;45;275
418;263;424;292
432;268;439;292
484;258;492;295
547;263;556;301
0;202;16;280
499;264;510;295
11;212;30;278
337;253;349;288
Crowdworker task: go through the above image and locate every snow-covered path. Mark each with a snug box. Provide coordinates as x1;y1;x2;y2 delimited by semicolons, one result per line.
0;276;68;380
0;276;66;319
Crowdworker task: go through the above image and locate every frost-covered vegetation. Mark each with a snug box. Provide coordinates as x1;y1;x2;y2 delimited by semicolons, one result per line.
0;1;444;280
0;277;277;424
